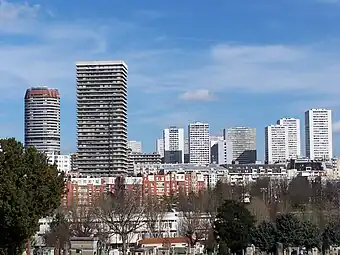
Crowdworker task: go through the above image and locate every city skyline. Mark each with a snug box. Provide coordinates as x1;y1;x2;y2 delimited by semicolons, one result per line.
2;0;340;159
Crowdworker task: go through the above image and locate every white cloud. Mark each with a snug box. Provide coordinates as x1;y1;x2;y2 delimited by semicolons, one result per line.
0;0;40;33
333;121;340;133
179;89;214;101
151;42;340;95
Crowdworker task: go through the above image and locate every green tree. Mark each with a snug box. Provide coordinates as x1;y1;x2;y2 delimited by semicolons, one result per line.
300;220;321;251
322;221;340;252
0;138;65;255
214;199;255;254
275;214;304;248
251;221;277;253
218;241;229;255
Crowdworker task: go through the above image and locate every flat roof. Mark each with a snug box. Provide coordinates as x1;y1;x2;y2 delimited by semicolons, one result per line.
76;60;127;68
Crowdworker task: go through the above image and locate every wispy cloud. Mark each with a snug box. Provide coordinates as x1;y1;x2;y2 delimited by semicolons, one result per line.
179;89;215;101
0;0;40;33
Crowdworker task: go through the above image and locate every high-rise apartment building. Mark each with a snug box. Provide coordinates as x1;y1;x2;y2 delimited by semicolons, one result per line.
156;138;164;158
277;118;301;159
265;124;289;164
24;87;60;159
211;140;233;165
163;127;185;163
188;122;210;164
224;127;256;164
76;60;128;175
305;109;333;160
128;140;142;153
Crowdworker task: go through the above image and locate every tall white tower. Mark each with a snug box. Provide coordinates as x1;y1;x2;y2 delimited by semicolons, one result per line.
24;87;60;159
163;127;185;163
277;118;301;159
305;109;333;160
188;122;210;164
265;124;289;164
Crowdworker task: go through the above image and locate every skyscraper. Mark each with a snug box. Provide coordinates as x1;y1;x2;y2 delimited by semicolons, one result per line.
305;109;333;160
24;87;60;159
128;140;142;153
265;124;289;164
224;127;256;164
156;138;164;158
188;122;210;164
163;127;185;163
76;60;128;175
277;118;301;159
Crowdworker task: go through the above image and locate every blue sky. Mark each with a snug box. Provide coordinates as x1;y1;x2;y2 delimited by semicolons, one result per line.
1;0;340;159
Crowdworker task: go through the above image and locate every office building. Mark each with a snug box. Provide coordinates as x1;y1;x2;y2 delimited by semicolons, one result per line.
224;127;256;164
156;138;164;158
265;124;289;164
211;140;233;165
128;140;142;153
24;87;60;160
184;138;189;163
277;118;301;159
188;122;210;164
305;109;333;160
76;60;128;175
210;135;224;147
163;127;185;163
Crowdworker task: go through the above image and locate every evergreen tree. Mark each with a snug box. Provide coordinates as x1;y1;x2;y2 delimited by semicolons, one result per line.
214;199;255;254
0;138;65;254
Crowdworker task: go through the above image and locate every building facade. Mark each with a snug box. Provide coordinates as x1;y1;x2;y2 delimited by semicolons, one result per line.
265;124;289;164
305;109;333;161
184;138;189;163
49;154;71;173
210;135;224;147
163;127;185;164
24;87;60;159
156;138;164;158
188;122;210;165
76;61;128;176
277;118;301;159
128;140;142;153
224;127;256;164
210;140;233;165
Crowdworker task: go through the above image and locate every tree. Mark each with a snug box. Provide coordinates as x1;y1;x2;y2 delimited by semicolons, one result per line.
300;220;321;251
178;192;210;247
288;176;312;211
251;221;277;254
97;178;145;255
144;196;167;238
0;138;65;255
44;211;70;255
246;197;270;224
322;221;340;252
250;178;270;202
214;199;255;254
275;214;304;248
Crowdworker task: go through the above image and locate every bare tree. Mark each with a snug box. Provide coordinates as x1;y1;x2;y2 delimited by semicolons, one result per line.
44;208;70;255
144;196;167;238
246;197;270;224
97;178;145;255
68;204;99;238
178;192;210;247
